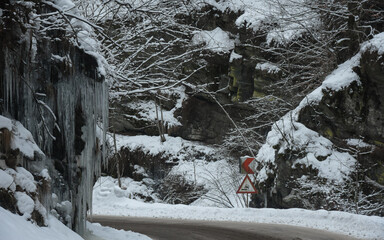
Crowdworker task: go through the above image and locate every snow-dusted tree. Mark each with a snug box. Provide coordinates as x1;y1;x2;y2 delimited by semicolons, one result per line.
75;0;204;95
73;0;209;142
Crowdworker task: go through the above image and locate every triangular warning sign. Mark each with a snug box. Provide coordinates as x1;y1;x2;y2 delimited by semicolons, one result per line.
236;175;258;194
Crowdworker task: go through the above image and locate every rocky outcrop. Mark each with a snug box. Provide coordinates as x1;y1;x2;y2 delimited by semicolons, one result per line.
300;50;384;145
253;34;384;216
0;1;107;235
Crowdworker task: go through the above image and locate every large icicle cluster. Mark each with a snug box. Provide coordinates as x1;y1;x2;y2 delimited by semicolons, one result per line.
0;0;108;235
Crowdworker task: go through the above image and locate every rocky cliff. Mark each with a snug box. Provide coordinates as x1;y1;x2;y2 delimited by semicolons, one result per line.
254;34;384;215
0;0;108;235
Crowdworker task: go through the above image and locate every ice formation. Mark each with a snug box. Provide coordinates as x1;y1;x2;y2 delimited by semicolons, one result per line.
0;0;108;235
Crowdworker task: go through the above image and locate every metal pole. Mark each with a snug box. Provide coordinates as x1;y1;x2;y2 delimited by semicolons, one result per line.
246;193;249;208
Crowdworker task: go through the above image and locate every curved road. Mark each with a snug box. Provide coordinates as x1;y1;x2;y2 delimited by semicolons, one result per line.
90;215;359;240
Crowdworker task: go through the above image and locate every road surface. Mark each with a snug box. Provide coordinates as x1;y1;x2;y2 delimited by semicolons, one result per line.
90;215;359;240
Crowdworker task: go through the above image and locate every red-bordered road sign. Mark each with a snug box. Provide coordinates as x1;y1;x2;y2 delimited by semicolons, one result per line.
236;175;258;194
241;157;255;174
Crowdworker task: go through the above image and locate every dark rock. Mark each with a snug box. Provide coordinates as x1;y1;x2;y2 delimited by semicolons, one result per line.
169;96;231;143
0;189;18;214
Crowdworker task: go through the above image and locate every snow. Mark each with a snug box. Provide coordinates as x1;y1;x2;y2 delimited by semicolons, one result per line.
194;0;319;45
127;100;181;127
121;86;186;127
92;172;384;240
86;222;151;240
40;168;51;181
14;191;35;219
346;139;372;148
0;115;44;158
111;134;214;158
0;169;14;190
170;159;247;208
293;152;356;182
51;0;108;77
5;167;37;193
229;50;242;62
0;115;12;130
11;120;44;158
192;27;235;53
54;0;75;9
93;176;159;202
92;181;384;240
0;166;150;240
0;207;151;240
255;62;281;74
361;32;384;55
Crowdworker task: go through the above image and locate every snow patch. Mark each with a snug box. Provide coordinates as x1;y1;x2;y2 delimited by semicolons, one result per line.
0;115;44;158
111;134;214;159
0;207;84;240
0;169;14;190
5;167;37;193
86;222;151;240
361;32;384;55
229;50;242;62
195;0;319;45
192;27;234;53
346;139;372;148
93;176;159;203
0;115;12;130
256;62;281;74
40;169;51;181
15;191;35;219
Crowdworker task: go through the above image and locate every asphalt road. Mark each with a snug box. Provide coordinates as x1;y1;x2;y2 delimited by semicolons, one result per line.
90;215;360;240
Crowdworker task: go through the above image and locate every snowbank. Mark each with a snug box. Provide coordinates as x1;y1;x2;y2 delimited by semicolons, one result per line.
86;221;151;240
0;207;83;240
93;176;159;202
0;207;151;240
92;196;384;240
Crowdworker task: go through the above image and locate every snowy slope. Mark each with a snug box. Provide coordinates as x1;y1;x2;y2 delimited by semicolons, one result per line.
0;207;150;240
0;207;83;240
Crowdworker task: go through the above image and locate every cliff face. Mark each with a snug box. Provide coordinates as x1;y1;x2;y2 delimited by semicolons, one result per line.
254;34;384;215
101;1;383;213
0;1;108;235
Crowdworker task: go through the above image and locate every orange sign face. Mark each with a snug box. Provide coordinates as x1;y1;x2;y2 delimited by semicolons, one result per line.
240;157;256;174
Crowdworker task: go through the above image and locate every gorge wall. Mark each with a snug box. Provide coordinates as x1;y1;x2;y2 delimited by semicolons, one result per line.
0;1;108;235
105;1;384;215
